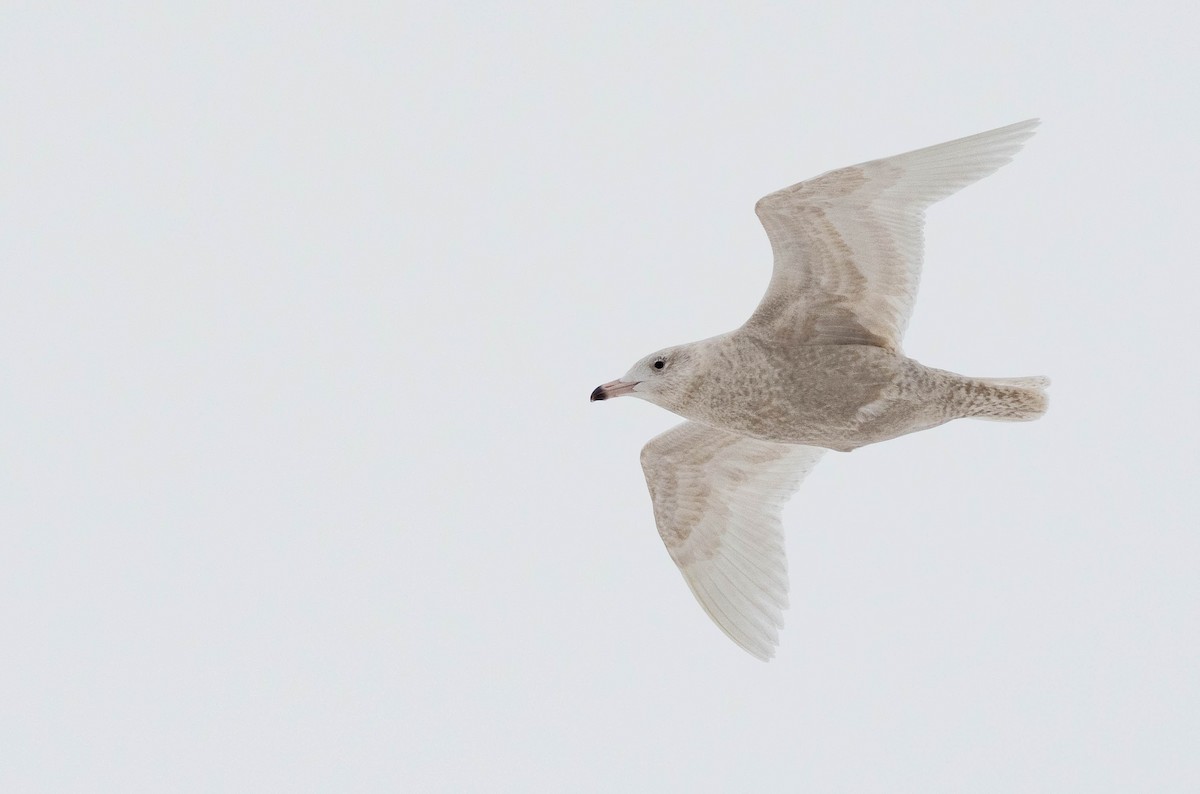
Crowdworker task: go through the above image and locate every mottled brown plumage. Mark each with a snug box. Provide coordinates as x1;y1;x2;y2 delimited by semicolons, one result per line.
592;120;1048;660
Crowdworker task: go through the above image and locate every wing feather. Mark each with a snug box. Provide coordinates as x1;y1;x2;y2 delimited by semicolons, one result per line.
749;119;1039;350
640;421;824;661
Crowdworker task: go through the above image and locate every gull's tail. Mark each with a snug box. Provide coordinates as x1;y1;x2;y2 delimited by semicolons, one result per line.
965;375;1050;422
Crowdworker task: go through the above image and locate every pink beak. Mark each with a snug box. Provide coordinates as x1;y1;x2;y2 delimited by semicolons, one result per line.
590;379;638;401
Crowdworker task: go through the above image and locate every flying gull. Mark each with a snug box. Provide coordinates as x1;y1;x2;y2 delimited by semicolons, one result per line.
591;119;1048;661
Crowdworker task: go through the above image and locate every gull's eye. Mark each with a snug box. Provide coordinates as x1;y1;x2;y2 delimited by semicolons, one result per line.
653;359;665;370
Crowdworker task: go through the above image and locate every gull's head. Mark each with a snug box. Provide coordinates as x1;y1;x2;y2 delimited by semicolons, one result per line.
590;345;697;407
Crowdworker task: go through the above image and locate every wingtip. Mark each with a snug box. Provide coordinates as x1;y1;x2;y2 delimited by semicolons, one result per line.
969;118;1040;146
994;118;1041;141
736;640;776;662
1011;117;1041;135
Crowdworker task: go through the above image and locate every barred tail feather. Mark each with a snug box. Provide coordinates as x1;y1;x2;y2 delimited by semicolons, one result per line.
969;375;1050;421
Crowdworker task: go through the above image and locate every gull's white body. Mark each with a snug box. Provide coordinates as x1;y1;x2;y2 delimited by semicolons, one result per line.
593;120;1048;660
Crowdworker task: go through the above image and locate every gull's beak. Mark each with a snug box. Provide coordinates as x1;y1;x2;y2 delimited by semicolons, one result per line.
590;380;638;401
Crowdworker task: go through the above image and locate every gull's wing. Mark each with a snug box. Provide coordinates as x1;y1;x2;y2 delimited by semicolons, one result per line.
748;119;1039;351
640;421;824;661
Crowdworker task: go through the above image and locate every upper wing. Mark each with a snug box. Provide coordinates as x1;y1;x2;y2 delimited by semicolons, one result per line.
639;421;824;661
748;119;1039;351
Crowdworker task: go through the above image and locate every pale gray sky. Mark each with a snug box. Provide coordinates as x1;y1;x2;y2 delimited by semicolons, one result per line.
2;2;1197;792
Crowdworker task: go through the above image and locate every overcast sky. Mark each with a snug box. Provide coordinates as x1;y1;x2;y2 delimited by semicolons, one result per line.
2;2;1198;792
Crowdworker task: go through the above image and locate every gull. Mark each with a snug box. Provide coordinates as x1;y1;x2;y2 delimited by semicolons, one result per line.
590;120;1048;661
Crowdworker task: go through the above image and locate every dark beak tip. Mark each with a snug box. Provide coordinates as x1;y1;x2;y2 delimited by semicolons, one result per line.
590;385;606;402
